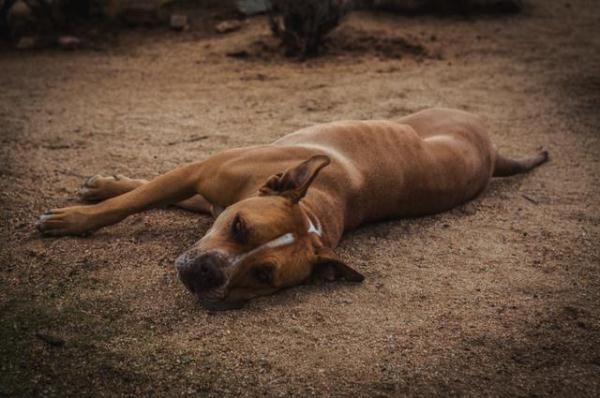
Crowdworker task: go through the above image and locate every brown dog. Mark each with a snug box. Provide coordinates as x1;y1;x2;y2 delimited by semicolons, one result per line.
37;108;548;310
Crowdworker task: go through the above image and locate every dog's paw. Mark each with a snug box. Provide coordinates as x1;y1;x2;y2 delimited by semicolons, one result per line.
36;207;96;236
78;174;129;202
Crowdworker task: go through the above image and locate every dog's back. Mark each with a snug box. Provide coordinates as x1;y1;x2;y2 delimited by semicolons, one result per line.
274;109;495;224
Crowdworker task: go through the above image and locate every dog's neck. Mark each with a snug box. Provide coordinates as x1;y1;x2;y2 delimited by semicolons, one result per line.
305;214;322;236
300;189;345;248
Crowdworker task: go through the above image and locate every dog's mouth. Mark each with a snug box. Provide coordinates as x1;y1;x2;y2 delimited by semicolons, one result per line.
175;250;236;307
176;269;245;311
175;250;262;310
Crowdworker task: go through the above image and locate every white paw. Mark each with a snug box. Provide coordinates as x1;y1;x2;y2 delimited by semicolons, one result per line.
36;209;68;236
36;207;96;236
78;175;121;201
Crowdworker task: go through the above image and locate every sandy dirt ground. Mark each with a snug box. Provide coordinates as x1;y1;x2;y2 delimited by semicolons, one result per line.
1;1;599;396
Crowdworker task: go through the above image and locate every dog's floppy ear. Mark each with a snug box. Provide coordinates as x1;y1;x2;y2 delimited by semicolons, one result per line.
311;246;364;282
259;155;330;203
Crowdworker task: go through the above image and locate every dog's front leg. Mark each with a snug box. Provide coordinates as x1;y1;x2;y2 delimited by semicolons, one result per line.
37;162;205;236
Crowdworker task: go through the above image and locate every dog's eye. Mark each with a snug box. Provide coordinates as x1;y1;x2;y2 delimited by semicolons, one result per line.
231;214;247;243
253;265;273;285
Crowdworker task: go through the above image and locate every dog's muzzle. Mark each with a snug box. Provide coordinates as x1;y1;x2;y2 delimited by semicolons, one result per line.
175;251;227;294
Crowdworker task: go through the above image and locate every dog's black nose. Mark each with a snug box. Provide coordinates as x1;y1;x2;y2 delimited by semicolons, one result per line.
176;252;226;292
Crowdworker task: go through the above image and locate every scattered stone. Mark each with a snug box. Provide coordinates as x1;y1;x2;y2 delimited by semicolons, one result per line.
257;357;272;372
216;20;242;34
460;203;477;216
16;36;36;50
226;49;250;59
43;142;71;150
522;194;539;205
170;14;188;31
237;0;269;16
36;332;65;347
58;35;83;50
167;135;208;146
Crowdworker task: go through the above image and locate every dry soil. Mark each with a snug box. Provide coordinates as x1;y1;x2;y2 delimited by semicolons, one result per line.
1;1;599;397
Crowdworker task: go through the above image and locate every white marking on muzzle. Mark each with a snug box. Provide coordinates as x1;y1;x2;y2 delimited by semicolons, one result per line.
202;213;322;271
232;232;295;266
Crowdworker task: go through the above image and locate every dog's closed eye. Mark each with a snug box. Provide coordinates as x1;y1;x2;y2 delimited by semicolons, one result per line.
231;214;248;243
252;264;273;284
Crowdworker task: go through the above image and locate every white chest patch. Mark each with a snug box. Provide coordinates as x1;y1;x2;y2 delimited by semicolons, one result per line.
307;217;322;236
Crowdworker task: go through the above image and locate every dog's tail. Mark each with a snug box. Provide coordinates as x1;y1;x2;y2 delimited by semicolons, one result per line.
493;149;549;177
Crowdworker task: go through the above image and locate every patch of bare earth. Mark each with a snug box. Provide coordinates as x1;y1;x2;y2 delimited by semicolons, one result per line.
1;1;599;396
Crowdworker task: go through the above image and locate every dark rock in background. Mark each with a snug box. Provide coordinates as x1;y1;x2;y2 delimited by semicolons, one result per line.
236;0;268;15
268;0;353;57
371;0;523;14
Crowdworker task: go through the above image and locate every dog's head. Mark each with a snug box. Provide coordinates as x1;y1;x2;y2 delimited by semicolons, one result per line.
175;155;364;310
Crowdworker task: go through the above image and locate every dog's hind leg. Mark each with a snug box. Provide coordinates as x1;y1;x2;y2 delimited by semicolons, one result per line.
78;174;212;213
37;162;207;236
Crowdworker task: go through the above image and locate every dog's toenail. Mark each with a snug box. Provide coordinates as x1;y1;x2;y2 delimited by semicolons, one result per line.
85;176;98;187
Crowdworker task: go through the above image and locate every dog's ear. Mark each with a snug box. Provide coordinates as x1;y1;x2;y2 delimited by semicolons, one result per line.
259;155;330;203
311;246;364;282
